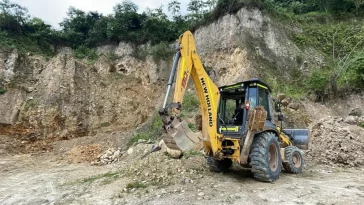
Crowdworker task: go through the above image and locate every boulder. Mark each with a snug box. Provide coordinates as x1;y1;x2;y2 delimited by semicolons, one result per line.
344;116;359;125
277;93;286;101
159;140;182;159
0;89;26;124
349;108;362;117
289;103;300;110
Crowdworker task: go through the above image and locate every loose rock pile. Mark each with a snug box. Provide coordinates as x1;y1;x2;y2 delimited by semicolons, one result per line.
92;147;123;165
307;116;364;167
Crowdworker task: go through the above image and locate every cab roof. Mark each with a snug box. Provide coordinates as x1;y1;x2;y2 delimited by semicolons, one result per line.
219;78;272;92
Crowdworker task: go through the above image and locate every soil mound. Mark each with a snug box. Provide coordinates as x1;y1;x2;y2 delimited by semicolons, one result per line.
62;144;102;163
307;117;364;167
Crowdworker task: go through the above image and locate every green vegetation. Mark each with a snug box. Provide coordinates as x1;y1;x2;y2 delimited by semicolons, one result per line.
126;181;147;189
1;0;363;97
0;87;7;95
80;171;124;184
183;150;204;158
188;122;197;132
254;0;364;99
290;20;364;96
359;121;364;128
24;99;37;111
183;92;199;112
73;46;98;62
262;74;305;100
101;122;111;127
127;114;163;146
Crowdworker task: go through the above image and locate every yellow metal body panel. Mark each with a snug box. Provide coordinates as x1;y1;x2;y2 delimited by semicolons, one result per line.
171;31;241;161
277;127;292;147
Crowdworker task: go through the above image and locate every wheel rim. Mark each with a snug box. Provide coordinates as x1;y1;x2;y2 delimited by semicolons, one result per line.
268;143;278;172
292;152;302;168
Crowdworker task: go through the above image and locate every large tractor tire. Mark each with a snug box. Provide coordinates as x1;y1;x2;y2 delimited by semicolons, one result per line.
283;146;304;174
249;132;282;182
207;156;232;172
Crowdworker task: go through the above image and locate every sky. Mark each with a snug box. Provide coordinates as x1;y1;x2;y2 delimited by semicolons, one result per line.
12;0;190;28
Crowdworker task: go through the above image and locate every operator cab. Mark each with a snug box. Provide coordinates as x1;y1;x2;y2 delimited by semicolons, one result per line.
217;78;274;137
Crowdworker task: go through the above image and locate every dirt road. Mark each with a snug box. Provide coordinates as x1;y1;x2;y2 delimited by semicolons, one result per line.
1;149;363;205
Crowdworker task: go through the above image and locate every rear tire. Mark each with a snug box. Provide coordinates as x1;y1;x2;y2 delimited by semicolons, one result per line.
283;146;304;174
249;132;282;182
207;156;232;172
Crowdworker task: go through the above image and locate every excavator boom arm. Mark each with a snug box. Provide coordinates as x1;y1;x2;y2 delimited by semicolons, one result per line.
160;31;221;154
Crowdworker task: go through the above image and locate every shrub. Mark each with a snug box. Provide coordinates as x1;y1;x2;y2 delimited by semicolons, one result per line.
73;45;98;60
0;87;7;95
127;114;162;146
304;69;330;94
183;92;199;112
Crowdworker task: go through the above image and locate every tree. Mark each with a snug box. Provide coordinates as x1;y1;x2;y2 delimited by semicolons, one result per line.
187;0;205;21
107;1;144;42
205;0;217;12
168;0;181;18
60;7;103;47
0;0;29;35
346;0;364;14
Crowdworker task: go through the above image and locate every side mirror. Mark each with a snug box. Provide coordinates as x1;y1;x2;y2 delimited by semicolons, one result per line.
278;114;284;122
275;101;282;112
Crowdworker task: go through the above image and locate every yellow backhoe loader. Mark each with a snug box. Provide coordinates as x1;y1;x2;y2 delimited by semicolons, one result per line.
159;31;310;182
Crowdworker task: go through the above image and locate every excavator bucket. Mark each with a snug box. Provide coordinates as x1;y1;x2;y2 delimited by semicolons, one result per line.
160;114;202;151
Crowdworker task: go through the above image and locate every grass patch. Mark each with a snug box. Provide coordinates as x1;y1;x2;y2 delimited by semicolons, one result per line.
126;181;147;189
149;41;174;61
0;31;55;57
359;121;364;128
81;171;123;184
73;46;98;63
101;122;111;127
127;114;163;147
105;51;119;61
24;99;38;111
188;123;197;132
183;92;199;112
183;150;204;159
0;87;7;95
265;77;305;100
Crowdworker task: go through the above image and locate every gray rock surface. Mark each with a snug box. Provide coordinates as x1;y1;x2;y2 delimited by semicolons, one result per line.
0;89;26;124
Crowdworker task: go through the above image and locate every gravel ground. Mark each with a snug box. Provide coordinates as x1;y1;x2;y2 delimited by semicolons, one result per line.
1;144;364;205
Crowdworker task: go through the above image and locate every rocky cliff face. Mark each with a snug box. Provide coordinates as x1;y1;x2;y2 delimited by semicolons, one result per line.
0;46;170;139
0;7;327;140
194;7;323;86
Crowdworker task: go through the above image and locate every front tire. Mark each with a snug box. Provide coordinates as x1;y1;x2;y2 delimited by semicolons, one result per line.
283;146;304;174
207;156;232;172
249;132;282;182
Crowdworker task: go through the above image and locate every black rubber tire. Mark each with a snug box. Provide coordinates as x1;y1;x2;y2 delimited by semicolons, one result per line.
283;146;304;174
249;132;282;182
207;156;232;172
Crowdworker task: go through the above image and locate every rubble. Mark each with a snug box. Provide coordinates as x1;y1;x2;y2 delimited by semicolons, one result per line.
349;108;362;117
91;147;123;166
307;116;364;167
289;103;300;110
344;116;359;125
